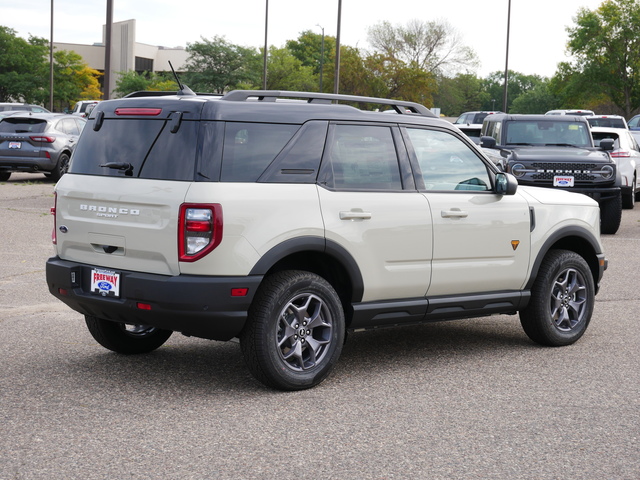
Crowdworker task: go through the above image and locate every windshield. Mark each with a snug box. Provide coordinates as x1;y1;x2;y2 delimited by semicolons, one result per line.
504;120;592;147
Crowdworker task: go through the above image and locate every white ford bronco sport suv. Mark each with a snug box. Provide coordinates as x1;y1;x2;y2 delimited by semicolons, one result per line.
46;89;607;390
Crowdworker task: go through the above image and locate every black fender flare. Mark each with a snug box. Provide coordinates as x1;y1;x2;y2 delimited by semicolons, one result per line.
526;225;605;291
248;236;365;302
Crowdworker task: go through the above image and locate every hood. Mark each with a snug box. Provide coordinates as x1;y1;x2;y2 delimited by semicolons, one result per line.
507;146;612;164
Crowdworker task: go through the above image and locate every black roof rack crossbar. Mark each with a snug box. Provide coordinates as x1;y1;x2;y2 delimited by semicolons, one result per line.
221;90;436;117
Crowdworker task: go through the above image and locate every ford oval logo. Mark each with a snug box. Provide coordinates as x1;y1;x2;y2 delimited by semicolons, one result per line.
97;281;112;291
557;180;570;186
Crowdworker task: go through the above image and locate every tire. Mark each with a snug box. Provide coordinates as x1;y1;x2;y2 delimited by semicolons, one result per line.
622;178;635;209
84;315;172;354
0;171;10;181
519;250;595;347
49;152;70;182
240;270;345;391
600;191;622;234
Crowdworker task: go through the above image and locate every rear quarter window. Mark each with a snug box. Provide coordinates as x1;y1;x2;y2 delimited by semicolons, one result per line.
220;123;299;182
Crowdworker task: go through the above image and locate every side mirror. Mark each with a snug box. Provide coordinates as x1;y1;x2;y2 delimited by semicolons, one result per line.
495;172;518;195
599;138;614;151
480;136;496;148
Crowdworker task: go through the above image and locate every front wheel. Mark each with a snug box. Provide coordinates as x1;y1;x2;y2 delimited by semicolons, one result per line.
519;250;595;346
85;315;172;354
240;271;345;391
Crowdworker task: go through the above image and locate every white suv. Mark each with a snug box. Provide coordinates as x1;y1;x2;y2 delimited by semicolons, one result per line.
46;90;607;390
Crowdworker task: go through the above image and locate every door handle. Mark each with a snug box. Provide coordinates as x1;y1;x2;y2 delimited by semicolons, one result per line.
441;208;468;218
340;210;372;220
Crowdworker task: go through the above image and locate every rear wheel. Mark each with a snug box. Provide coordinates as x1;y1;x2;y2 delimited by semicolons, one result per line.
49;152;70;182
622;177;636;209
240;271;345;390
520;250;594;346
85;315;172;354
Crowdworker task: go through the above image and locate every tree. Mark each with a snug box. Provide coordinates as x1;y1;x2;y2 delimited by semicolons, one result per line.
566;0;640;117
433;73;486;116
286;30;336;92
367;19;478;76
264;47;317;91
113;71;177;98
0;26;48;103
184;36;261;93
48;50;102;111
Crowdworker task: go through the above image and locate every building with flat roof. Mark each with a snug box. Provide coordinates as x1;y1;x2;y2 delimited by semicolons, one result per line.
54;19;189;98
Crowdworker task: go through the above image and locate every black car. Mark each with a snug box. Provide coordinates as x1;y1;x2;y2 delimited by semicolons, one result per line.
480;114;621;234
0;113;86;181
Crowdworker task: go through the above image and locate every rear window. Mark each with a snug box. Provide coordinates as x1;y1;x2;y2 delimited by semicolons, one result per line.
69;118;199;181
587;117;626;128
0;118;47;133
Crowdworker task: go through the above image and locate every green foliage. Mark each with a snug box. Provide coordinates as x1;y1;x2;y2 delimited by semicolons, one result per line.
433;74;486;116
566;0;640;117
184;36;261;93
286;30;335;78
113;71;178;97
0;26;103;111
265;47;317;91
50;50;103;111
0;26;49;103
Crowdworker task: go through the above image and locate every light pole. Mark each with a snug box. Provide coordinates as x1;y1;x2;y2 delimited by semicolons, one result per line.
104;0;113;100
503;0;511;112
316;24;325;93
50;0;54;111
263;0;268;90
334;0;341;94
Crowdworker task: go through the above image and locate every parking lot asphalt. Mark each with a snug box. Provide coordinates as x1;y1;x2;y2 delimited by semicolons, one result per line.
1;173;638;479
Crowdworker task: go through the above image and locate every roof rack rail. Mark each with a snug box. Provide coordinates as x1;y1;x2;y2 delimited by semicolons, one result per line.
124;91;221;98
221;90;436;117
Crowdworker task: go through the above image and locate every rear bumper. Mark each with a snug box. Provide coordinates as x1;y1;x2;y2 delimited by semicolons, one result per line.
0;155;57;172
46;256;263;341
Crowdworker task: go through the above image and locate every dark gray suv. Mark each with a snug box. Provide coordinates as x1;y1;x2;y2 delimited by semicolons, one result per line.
0;113;86;181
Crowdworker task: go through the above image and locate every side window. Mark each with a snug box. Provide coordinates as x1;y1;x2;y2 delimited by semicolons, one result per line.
220;123;298;182
59;118;80;135
328;124;402;190
406;128;492;191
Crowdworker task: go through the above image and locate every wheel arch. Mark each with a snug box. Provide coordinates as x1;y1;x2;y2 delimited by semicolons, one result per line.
248;236;364;323
526;226;604;293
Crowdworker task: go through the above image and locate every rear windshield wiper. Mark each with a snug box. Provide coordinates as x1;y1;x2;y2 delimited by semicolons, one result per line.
100;162;134;176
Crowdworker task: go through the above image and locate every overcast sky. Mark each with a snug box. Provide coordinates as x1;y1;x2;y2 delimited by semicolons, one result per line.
2;0;604;78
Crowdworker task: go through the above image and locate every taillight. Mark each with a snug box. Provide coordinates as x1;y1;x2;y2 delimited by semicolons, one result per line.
30;136;55;143
51;192;57;245
611;151;630;158
178;204;223;262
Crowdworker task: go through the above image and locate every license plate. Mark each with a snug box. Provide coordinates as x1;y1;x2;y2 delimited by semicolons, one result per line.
91;269;120;297
553;176;574;187
8;142;21;149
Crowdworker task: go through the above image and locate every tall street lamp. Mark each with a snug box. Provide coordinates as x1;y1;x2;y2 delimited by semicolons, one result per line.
503;0;511;112
263;0;269;89
316;24;325;93
334;0;341;94
50;0;54;111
